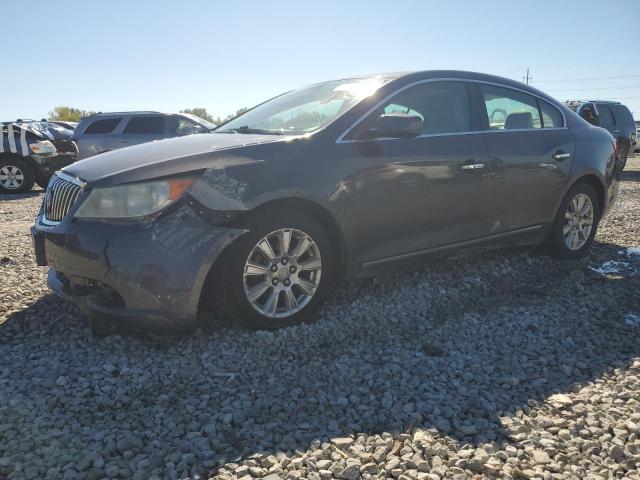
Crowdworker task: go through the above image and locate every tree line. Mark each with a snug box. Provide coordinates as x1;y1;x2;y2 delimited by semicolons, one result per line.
47;106;248;125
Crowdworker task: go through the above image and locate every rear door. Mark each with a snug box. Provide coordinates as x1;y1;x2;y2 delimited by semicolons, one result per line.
119;115;168;148
76;117;123;159
477;83;575;233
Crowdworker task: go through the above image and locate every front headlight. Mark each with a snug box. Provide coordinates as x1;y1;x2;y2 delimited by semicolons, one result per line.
29;140;57;154
74;178;194;219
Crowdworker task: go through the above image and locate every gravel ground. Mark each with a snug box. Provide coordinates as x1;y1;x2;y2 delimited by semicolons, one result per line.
0;158;639;480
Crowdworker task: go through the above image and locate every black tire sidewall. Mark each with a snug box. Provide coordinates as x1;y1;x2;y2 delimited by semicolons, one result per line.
0;157;35;194
216;209;334;330
548;183;600;258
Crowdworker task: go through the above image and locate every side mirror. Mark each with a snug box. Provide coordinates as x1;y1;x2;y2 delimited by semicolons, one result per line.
360;113;423;139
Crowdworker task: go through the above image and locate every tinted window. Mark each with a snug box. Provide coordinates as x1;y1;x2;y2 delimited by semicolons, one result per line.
540;101;563;128
373;81;471;135
123;116;166;134
481;85;541;130
84;118;121;134
610;104;634;124
596;105;614;125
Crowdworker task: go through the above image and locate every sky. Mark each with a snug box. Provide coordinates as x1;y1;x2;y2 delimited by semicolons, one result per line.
2;0;639;120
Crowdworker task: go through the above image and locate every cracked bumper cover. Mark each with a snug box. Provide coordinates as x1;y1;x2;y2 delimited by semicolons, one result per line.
33;203;246;331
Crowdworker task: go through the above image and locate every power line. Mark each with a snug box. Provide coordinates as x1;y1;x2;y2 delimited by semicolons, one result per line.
545;84;640;92
535;74;640;83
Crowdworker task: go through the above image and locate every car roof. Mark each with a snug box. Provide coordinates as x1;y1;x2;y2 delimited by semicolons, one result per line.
565;99;623;105
87;111;163;117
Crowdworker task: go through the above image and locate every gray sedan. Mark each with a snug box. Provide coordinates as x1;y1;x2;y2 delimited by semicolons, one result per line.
31;70;620;332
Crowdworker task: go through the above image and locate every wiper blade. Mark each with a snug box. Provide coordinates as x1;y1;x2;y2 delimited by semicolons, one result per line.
219;125;283;135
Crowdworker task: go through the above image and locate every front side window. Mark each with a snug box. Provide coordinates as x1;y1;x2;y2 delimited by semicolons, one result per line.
481;85;541;130
359;81;471;136
84;118;122;134
596;104;614;125
219;77;391;135
123;116;166;135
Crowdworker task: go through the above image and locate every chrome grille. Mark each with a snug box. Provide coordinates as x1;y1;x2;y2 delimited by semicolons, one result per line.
44;174;82;222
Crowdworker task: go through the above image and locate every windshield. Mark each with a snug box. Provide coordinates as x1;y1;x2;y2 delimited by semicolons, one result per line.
180;113;216;130
219;77;391;135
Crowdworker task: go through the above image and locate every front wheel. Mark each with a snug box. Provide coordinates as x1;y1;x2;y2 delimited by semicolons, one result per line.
213;209;334;329
547;183;600;258
0;157;35;194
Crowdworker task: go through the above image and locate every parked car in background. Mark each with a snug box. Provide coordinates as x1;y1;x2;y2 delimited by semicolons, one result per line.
32;70;619;333
0;120;77;194
74;111;216;159
565;100;636;169
47;120;78;131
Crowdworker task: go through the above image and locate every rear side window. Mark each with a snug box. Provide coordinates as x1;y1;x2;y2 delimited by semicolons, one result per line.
596;105;614;125
123;116;166;134
481;85;541;130
84;118;121;134
610;105;634;124
373;81;471;135
540;101;563;128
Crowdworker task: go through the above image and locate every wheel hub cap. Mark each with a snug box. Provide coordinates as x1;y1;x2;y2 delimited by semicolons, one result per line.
243;228;322;319
0;165;25;190
563;193;594;251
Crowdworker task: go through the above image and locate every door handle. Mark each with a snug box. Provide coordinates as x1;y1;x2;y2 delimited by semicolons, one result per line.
461;162;484;170
552;151;571;160
119;140;129;143
613;129;620;133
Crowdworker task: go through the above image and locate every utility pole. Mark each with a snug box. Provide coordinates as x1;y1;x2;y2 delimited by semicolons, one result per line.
523;68;532;85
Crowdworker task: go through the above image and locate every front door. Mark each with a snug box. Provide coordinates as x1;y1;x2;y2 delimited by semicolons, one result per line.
476;83;575;233
339;80;490;265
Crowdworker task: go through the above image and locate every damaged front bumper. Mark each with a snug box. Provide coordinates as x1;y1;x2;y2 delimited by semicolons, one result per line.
32;201;247;332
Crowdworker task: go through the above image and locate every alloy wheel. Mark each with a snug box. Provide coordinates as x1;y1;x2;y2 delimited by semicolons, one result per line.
243;228;322;319
563;193;594;251
0;165;25;190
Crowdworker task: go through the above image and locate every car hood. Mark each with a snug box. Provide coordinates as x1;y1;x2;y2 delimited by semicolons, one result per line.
63;132;288;185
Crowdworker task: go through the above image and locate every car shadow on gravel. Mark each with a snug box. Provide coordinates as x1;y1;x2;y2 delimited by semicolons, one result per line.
620;168;640;183
0;189;43;201
1;245;639;476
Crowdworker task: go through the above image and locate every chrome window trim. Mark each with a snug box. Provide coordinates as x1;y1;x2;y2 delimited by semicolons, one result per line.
41;171;87;225
335;77;568;144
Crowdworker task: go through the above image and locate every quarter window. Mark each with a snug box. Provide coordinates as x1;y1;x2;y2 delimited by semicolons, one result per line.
123;116;166;134
481;85;541;130
84;118;121;134
540;100;563;128
610;104;634;124
366;81;471;136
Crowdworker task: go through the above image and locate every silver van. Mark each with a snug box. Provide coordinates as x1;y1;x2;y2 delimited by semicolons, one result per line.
74;111;215;159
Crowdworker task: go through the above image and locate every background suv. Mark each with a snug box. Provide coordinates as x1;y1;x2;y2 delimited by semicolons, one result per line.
74;111;215;159
565;100;636;169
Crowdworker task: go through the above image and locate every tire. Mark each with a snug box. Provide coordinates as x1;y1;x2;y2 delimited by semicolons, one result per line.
213;208;334;330
619;150;627;171
0;157;35;194
547;183;600;258
36;174;51;190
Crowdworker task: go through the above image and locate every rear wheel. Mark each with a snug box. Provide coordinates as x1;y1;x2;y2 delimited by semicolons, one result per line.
619;146;628;171
547;183;600;258
213;209;334;329
0;157;35;194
